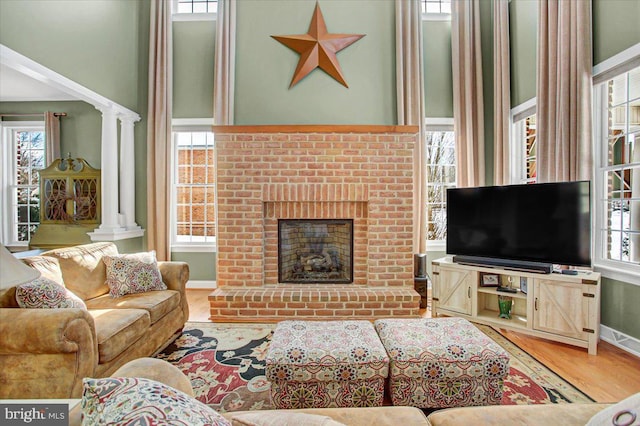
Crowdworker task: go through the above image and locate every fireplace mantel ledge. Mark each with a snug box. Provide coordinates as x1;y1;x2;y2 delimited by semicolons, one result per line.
212;125;419;134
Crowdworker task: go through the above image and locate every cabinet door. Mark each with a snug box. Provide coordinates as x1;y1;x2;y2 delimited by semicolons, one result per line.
533;280;596;341
434;266;473;315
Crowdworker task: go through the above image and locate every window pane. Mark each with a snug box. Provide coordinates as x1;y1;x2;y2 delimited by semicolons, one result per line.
601;66;640;267
172;131;216;244
610;74;627;107
629;67;640;101
176;0;217;14
425;129;456;241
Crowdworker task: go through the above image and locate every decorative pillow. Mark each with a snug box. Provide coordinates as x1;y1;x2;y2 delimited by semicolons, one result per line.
228;412;347;426
15;277;86;309
586;392;640;426
103;251;166;298
82;377;231;426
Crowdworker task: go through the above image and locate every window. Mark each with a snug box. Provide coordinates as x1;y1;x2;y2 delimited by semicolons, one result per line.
594;63;640;280
172;0;216;21
511;100;537;184
171;130;216;250
1;122;45;247
425;119;456;248
422;0;451;14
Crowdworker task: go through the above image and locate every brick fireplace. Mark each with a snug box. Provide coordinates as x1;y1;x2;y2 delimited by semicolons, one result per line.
209;125;421;321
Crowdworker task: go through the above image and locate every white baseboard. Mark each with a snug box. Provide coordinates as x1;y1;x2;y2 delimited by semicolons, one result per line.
186;280;217;289
600;324;640;358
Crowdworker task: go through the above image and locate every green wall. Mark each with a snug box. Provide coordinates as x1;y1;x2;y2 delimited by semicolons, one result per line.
234;0;395;125
0;0;150;250
423;21;453;117
172;252;216;281
593;0;640;65
601;278;640;339
509;0;537;107
0;101;102;167
173;21;216;119
0;0;142;111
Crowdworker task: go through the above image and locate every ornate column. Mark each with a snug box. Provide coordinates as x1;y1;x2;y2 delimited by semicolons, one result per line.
96;108;123;233
119;115;141;230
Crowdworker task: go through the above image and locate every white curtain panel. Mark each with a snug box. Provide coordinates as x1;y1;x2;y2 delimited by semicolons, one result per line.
396;0;427;254
493;0;511;186
536;0;593;183
44;111;61;165
214;0;236;125
146;0;172;261
452;0;485;188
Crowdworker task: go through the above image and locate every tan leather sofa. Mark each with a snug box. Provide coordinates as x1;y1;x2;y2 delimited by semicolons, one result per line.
0;242;189;399
68;358;613;426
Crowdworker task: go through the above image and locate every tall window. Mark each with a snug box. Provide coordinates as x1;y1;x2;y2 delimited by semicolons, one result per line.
594;64;640;275
171;131;216;249
172;0;217;14
425;119;456;246
1;122;45;246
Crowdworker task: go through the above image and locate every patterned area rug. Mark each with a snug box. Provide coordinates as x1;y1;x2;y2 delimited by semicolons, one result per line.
155;322;593;413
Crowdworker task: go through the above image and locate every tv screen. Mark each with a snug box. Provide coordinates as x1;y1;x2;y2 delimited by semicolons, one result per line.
446;181;591;268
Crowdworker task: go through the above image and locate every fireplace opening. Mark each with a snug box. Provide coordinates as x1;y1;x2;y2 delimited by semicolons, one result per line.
278;219;354;284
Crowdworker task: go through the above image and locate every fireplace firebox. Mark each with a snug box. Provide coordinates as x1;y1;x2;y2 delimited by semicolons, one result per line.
278;219;353;284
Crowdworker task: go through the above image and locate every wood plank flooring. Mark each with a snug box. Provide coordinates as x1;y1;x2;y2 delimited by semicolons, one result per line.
185;289;640;403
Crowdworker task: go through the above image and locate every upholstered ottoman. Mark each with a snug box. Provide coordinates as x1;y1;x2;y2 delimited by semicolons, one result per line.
374;317;510;408
265;320;389;409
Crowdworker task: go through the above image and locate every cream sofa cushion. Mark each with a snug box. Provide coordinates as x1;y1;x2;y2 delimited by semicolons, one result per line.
86;290;180;325
43;242;117;300
90;308;150;362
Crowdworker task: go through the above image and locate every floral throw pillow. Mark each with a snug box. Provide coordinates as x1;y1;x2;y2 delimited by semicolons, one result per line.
103;251;166;298
82;377;231;426
15;277;86;309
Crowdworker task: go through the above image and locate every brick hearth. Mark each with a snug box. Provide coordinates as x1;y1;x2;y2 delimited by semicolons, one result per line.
209;125;420;321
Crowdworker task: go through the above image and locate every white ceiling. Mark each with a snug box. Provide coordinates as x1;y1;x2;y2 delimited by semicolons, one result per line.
0;63;77;102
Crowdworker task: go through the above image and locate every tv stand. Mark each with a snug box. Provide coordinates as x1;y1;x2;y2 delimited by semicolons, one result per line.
432;257;601;355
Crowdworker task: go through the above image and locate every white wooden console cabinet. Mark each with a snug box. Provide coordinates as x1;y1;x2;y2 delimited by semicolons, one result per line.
431;257;601;355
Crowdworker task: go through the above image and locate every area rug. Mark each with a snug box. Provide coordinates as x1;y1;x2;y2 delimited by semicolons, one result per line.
155;322;594;412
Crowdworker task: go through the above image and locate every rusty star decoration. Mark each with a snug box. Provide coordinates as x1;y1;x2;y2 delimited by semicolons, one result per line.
271;3;365;88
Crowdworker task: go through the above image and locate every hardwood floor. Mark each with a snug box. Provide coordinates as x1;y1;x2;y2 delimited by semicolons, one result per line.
185;289;640;403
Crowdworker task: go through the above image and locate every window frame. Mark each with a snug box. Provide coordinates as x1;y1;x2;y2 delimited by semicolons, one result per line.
0;121;46;247
424;117;455;251
510;98;537;185
171;119;217;253
421;0;452;21
592;44;640;285
171;0;216;21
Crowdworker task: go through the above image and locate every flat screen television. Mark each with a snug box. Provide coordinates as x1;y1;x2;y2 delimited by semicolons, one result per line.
446;181;591;273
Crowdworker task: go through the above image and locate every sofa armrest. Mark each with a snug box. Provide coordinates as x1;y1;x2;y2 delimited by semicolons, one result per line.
0;308;98;398
158;261;189;292
158;261;190;321
0;308;97;354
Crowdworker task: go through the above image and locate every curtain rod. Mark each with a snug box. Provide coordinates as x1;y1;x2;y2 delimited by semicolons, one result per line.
0;112;67;118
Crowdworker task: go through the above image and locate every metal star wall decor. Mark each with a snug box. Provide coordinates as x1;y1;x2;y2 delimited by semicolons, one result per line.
271;2;365;88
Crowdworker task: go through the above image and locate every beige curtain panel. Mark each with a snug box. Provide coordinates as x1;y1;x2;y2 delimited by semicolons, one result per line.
146;0;173;261
493;0;511;186
396;0;427;254
44;111;61;165
536;0;593;183
452;0;485;188
214;0;236;125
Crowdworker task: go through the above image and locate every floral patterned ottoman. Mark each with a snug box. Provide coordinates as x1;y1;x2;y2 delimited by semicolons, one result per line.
374;317;510;409
265;320;389;409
